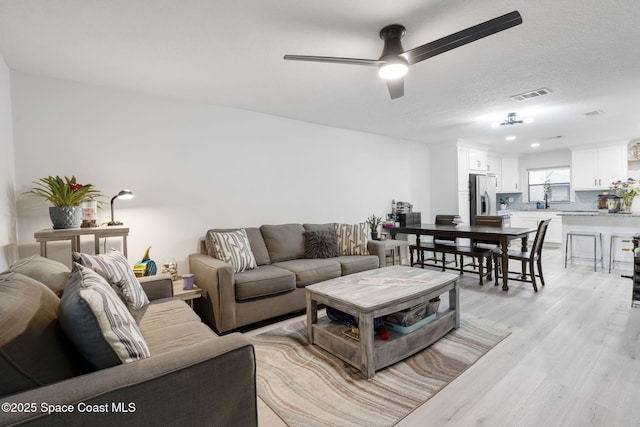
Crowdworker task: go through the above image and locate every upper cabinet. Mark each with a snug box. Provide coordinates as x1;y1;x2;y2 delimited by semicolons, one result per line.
468;149;487;172
500;157;520;192
571;145;627;190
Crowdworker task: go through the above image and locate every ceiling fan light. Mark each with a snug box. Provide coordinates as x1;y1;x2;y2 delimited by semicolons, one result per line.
378;61;408;80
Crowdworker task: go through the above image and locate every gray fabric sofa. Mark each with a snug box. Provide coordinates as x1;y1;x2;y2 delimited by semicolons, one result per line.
189;223;385;333
0;256;256;427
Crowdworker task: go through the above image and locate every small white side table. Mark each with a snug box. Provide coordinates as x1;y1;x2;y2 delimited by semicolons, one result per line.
380;239;411;265
173;280;202;308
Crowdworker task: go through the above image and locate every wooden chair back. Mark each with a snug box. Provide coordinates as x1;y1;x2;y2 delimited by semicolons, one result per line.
435;215;457;225
474;216;505;227
531;219;552;257
473;215;506;246
434;215;457;244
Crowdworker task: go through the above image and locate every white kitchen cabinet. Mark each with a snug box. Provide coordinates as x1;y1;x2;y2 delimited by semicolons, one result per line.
487;155;501;190
510;211;561;244
468;149;487;172
500;157;520;192
487;155;501;176
571;145;627;190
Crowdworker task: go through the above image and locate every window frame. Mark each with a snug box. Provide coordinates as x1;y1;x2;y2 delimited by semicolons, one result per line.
527;167;571;203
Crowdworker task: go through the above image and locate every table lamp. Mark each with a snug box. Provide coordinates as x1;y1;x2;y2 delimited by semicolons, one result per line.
108;189;134;226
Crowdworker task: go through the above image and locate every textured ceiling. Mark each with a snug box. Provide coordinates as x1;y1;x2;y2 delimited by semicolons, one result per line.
1;0;639;154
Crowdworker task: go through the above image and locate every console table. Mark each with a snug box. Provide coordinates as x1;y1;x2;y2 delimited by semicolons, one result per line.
34;226;129;258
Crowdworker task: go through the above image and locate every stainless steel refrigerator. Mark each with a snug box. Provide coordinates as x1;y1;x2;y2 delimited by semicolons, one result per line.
469;174;497;225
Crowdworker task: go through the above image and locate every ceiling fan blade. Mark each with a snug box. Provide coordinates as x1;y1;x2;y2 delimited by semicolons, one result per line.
386;78;404;99
403;11;522;65
283;55;381;67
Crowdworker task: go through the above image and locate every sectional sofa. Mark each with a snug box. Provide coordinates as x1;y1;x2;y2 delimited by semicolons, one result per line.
189;223;385;333
0;255;256;426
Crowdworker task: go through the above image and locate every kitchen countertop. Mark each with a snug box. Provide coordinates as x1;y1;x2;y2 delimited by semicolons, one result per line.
511;209;640;217
557;211;640;217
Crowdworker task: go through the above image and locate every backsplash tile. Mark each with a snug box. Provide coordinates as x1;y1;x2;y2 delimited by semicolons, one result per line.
499;190;601;211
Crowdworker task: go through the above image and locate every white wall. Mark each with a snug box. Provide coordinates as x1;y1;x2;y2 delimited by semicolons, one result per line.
429;143;459;219
0;53;16;270
12;72;430;271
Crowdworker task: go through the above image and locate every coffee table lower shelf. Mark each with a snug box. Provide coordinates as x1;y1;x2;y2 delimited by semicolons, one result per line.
311;309;457;375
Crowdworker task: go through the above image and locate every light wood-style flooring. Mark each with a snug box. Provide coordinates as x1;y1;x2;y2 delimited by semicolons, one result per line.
246;245;640;427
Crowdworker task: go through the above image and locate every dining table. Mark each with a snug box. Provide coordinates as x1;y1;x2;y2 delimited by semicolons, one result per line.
386;223;538;291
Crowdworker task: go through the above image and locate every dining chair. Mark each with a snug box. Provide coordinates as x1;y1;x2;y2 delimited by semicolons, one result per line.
466;215;504;269
492;218;551;292
410;215;459;268
410;215;493;285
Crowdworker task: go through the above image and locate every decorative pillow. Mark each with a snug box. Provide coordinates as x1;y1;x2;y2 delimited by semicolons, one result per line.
208;229;258;273
0;272;83;397
334;223;369;255
58;264;150;369
6;254;71;296
303;230;340;259
72;250;149;311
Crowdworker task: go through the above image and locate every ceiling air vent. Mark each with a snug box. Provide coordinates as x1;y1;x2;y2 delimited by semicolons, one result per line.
510;88;552;102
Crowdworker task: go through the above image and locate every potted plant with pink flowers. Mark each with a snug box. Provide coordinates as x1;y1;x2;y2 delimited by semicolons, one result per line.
26;175;103;229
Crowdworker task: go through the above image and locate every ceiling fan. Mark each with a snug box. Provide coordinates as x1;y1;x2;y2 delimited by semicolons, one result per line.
284;11;522;100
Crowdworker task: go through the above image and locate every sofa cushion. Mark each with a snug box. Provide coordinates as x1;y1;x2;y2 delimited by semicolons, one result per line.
234;265;296;301
260;224;305;262
303;223;335;232
303;230;340;259
334;255;380;276
138;298;201;335
142;322;216;355
206;227;271;266
0;272;81;398
6;254;70;296
272;259;341;287
73;250;150;311
58;264;151;369
207;229;258;273
334;223;370;255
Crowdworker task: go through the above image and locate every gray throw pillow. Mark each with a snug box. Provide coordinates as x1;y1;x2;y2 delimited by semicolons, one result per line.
303;231;340;259
72;250;149;311
58;264;150;370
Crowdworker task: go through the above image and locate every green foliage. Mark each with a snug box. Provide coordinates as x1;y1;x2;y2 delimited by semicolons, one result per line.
366;214;382;233
26;175;104;207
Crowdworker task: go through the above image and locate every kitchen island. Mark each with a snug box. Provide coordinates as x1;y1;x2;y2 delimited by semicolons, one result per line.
559;211;640;271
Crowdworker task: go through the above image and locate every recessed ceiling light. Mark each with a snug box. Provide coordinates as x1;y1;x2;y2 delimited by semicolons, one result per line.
506;136;516;141
530;142;540;147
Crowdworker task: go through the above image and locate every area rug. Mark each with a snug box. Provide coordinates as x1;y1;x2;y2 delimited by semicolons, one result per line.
250;318;510;427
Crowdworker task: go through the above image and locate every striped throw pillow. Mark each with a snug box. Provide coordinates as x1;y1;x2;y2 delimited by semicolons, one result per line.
58;263;150;369
334;223;369;255
73;250;149;311
209;229;257;273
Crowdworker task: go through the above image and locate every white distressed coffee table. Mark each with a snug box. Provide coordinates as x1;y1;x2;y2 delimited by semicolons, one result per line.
306;265;459;379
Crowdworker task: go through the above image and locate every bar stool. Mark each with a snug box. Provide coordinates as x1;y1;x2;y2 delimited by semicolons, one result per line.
609;234;635;273
564;231;603;272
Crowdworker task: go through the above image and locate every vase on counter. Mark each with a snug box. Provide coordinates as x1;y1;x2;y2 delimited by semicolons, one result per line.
622;195;635;213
